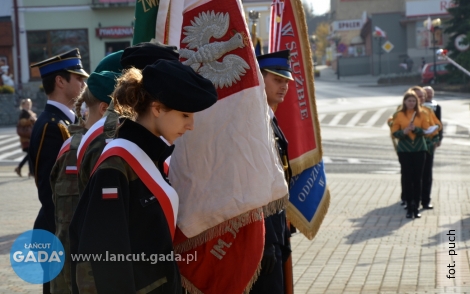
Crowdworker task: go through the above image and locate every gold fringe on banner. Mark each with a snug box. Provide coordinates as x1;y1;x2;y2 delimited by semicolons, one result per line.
286;187;330;240
174;196;288;254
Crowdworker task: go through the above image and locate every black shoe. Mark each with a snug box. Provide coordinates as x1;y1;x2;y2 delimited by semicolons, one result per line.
404;205;407;210
422;204;434;210
400;201;406;206
413;209;421;218
406;211;413;218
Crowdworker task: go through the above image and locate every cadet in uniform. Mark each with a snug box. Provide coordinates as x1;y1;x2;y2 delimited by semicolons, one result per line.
251;50;293;294
49;71;119;293
76;42;180;196
29;49;88;294
69;60;217;294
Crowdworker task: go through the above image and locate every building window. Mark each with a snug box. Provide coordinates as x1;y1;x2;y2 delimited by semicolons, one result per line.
416;22;443;50
27;29;89;79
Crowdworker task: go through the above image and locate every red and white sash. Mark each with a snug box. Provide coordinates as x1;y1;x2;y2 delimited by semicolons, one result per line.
91;139;179;239
56;136;78;175
76;116;107;171
57;136;73;160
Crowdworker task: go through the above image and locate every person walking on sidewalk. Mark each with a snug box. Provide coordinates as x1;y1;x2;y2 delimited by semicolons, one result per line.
410;86;442;210
15;98;36;177
391;91;430;219
420;86;443;209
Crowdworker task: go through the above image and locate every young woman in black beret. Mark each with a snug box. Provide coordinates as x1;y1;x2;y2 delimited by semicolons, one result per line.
69;60;217;294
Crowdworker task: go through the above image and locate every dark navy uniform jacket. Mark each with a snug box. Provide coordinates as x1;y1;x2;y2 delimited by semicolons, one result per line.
267;116;292;260
29;103;74;234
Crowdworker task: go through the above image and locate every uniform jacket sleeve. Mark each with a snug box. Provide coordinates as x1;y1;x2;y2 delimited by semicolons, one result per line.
72;167;136;293
34;123;68;229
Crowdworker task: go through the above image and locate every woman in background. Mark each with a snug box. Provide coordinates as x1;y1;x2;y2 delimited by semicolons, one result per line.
15;98;36;177
391;91;430;219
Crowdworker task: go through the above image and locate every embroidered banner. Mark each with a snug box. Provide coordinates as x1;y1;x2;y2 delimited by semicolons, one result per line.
166;0;287;245
270;0;330;240
132;0;160;44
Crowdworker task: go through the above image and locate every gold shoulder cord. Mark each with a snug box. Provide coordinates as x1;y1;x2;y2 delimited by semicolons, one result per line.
282;155;289;171
58;123;71;141
35;123;49;186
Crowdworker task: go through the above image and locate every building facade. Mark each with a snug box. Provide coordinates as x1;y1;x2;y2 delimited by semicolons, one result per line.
329;0;453;76
16;0;136;84
0;0;15;86
242;0;271;55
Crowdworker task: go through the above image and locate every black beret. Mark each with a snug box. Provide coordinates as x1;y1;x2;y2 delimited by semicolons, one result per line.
121;42;180;70
142;60;218;113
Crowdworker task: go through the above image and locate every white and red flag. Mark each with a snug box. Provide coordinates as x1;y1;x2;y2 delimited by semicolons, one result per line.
145;0;289;292
374;26;387;38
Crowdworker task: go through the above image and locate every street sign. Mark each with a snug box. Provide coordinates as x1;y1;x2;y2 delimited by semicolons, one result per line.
382;41;394;53
455;34;470;52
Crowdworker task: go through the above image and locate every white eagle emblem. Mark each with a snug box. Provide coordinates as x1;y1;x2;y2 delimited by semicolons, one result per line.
180;11;250;89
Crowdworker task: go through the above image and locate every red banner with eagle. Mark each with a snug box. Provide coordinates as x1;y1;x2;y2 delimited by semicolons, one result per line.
138;0;290;292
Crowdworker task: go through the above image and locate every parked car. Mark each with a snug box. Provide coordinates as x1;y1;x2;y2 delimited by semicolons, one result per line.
421;61;450;84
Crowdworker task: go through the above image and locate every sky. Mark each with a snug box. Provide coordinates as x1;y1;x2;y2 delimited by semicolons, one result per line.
304;0;331;15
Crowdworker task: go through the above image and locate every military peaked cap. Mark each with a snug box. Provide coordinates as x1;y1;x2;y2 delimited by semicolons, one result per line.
142;60;217;113
256;50;293;81
30;48;89;78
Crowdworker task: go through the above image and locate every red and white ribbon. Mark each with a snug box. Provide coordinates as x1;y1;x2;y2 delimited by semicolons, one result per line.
91;139;179;239
76;116;106;171
57;136;73;160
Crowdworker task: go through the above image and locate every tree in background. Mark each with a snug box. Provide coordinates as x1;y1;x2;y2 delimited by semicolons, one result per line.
444;0;470;83
313;22;330;62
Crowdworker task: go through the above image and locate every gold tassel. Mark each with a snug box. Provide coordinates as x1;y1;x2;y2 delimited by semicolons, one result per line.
286;186;330;240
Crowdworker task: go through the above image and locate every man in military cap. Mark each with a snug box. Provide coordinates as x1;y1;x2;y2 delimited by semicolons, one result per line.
251;50;293;294
29;48;88;293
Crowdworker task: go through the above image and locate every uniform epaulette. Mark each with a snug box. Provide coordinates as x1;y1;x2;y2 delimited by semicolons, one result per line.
57;122;71;141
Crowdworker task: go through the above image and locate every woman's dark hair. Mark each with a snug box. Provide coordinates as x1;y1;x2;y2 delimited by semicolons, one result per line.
401;91;421;117
112;67;170;119
42;71;71;94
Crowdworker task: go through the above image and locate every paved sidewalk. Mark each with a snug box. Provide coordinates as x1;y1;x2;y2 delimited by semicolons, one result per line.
1;166;470;293
291;173;470;293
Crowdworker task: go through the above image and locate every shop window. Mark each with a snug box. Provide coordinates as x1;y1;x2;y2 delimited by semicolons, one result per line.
416;23;443;49
104;41;130;56
27;29;89;79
